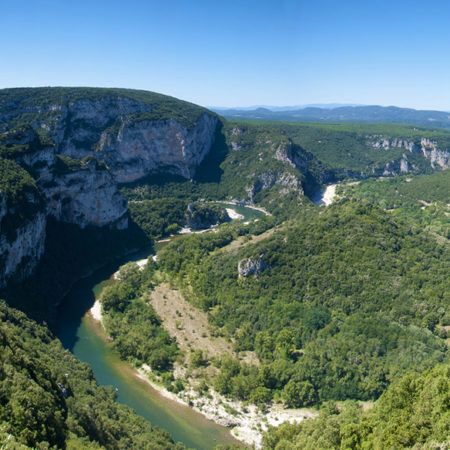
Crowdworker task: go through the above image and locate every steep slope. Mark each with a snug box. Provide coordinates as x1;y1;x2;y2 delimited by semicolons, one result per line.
0;301;184;449
122;121;450;223
0;87;218;182
263;362;450;449
158;203;449;405
273;122;450;175
0;159;46;286
0;87;219;286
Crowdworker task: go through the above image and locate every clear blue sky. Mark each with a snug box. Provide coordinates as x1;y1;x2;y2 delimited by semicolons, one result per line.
1;0;449;109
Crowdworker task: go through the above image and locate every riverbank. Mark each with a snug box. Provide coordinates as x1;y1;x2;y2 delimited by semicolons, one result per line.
89;292;315;448
86;202;315;448
80;312;240;449
215;199;271;216
90;299;103;323
321;184;337;205
136;364;316;448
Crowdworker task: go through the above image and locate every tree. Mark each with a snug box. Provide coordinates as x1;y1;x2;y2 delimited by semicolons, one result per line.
282;380;317;408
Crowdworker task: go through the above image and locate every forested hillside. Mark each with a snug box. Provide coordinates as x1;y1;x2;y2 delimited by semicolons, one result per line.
339;171;450;239
122;120;450;223
158;202;449;405
263;362;450;449
1;87;449;449
0;301;184;449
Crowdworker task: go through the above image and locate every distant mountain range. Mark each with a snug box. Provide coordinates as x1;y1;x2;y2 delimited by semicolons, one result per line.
212;105;450;129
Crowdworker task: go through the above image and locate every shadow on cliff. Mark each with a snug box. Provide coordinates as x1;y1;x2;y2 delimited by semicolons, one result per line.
194;121;229;183
2;218;151;330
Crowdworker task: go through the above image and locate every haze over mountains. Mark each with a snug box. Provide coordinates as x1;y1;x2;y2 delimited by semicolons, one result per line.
212;104;450;129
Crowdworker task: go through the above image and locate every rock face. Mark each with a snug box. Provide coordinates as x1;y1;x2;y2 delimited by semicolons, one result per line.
1;88;219;184
0;160;47;287
238;255;267;278
96;114;218;183
246;171;303;201
0;212;46;287
43;158;128;229
367;136;450;170
0;88;219;286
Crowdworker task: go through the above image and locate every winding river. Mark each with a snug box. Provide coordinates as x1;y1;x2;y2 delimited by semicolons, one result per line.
54;203;265;450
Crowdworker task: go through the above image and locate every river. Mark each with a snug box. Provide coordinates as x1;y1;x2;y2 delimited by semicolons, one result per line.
54;204;265;449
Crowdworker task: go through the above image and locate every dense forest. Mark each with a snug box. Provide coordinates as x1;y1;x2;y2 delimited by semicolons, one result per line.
158;202;449;406
339;171;450;239
263;362;450;449
0;301;184;449
101;263;179;373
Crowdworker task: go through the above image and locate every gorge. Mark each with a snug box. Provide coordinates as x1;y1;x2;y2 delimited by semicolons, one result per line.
0;87;449;450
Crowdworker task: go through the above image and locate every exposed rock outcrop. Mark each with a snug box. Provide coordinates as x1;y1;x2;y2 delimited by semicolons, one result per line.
96;114;218;183
367;136;450;169
238;255;268;278
0;88;219;285
45;159;128;229
246;171;303;201
380;155;411;176
1;89;219;183
0;212;46;286
0;160;47;287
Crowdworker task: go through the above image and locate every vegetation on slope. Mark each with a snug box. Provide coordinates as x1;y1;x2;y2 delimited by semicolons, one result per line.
0;87;212;133
263;362;450;449
0;301;184;449
339;171;450;239
122;120;450;221
158;203;449;405
121;122;313;217
101;263;179;373
98;218;275;382
0;158;44;242
275;122;430;172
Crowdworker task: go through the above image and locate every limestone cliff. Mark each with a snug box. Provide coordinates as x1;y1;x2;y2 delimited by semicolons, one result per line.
366;136;450;170
0;159;46;286
1;87;219;183
0;87;219;285
95;114;218;183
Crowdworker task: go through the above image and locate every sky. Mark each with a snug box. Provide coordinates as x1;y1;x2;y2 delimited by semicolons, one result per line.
1;0;450;110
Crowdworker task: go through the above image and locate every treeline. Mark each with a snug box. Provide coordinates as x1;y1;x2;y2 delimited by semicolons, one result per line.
158;202;449;406
0;301;184;449
263;362;450;449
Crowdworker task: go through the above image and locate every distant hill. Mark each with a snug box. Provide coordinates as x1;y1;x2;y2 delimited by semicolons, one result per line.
213;105;450;129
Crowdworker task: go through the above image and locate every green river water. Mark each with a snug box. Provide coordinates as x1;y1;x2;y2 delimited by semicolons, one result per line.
55;205;265;449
